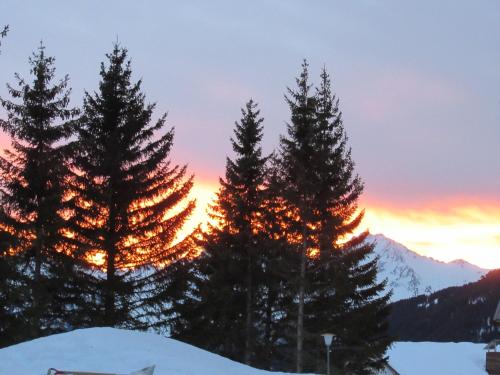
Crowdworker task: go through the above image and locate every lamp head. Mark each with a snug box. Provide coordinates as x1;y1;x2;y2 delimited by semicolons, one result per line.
322;333;334;347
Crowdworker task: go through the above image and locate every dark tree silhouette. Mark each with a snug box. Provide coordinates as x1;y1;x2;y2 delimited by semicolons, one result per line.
66;44;195;327
0;44;79;341
172;100;268;366
272;62;391;373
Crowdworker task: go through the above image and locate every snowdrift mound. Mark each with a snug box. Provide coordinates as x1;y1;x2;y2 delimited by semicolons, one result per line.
0;327;488;374
0;327;291;375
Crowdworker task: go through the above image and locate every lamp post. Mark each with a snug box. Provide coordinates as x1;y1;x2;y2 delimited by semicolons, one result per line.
321;333;334;375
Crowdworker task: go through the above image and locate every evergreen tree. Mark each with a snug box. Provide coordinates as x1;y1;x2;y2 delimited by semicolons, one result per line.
306;68;391;375
66;44;195;328
0;24;16;347
275;61;318;373
0;44;79;341
273;62;391;373
172;100;268;366
0;216;24;347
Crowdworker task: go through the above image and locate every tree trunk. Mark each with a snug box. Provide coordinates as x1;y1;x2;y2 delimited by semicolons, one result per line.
244;251;253;365
296;232;307;373
265;285;273;363
105;201;117;326
104;174;119;327
104;241;116;326
31;226;45;337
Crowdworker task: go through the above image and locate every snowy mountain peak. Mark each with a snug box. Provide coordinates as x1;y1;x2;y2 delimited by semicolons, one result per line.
367;234;487;301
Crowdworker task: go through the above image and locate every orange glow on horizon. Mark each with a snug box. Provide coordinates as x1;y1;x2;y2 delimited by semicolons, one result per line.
187;181;500;270
359;199;500;270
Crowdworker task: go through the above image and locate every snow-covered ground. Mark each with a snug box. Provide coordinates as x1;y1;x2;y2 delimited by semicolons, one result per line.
387;341;487;375
0;328;293;375
0;328;488;375
369;234;487;301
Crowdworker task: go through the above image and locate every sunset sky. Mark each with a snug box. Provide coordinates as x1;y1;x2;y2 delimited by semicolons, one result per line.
1;0;499;268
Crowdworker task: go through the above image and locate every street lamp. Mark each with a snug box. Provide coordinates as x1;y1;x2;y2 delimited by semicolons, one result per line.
321;333;334;375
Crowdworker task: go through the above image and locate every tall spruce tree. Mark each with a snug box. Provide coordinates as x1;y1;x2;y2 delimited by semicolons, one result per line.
0;23;17;347
273;62;391;373
306;68;391;374
0;44;79;341
172;100;268;366
276;61;318;373
66;44;195;328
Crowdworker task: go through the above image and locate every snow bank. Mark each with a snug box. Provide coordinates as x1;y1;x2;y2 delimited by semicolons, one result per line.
0;328;488;375
387;341;487;375
0;328;291;375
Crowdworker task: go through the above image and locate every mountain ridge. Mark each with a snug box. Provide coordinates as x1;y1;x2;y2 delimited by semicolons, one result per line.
367;234;487;301
388;269;500;343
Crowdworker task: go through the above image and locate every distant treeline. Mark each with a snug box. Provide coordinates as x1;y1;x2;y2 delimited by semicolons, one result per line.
389;269;500;343
0;36;391;374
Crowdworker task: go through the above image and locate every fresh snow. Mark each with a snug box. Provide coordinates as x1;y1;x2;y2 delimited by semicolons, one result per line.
369;234;487;301
387;341;487;375
0;328;488;375
0;328;294;375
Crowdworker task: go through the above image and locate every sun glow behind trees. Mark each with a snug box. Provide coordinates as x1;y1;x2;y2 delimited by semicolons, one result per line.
5;154;496;272
2;133;498;271
0;50;497;272
83;184;205;268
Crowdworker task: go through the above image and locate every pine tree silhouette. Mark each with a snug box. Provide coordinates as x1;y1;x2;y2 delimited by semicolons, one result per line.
172;100;268;366
0;43;79;341
272;62;391;373
66;44;195;327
